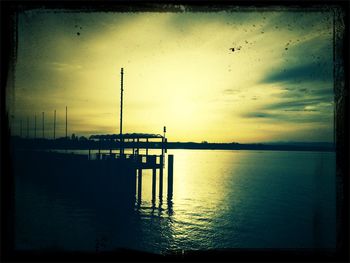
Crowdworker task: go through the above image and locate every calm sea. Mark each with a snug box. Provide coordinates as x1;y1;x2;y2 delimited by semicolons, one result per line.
14;149;336;253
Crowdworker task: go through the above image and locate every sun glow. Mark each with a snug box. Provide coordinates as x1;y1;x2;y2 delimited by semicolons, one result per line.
9;10;334;143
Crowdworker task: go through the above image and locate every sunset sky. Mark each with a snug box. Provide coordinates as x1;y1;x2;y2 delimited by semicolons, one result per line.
8;7;335;143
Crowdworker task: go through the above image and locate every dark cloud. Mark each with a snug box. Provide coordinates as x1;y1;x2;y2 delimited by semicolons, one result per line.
242;112;276;118
275;83;334;101
310;87;334;97
241;109;331;124
262;97;328;111
260;11;333;36
262;60;332;84
260;19;333;88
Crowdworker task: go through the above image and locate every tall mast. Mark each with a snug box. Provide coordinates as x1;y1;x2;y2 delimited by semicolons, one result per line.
120;68;124;155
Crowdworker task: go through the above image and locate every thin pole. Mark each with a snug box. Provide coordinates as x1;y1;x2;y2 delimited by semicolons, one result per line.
152;168;156;203
34;114;37;139
120;68;124;155
53;109;56;140
137;168;142;202
42;112;45;138
65;106;68;139
159;155;163;199
167;155;174;200
162;126;166;166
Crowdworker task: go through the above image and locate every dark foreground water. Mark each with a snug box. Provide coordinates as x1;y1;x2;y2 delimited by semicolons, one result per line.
14;149;336;253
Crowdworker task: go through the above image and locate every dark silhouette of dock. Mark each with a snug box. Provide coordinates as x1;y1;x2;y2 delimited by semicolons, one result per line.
11;67;175;207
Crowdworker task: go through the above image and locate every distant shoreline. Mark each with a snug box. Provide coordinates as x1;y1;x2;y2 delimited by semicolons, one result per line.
166;142;335;152
10;137;335;153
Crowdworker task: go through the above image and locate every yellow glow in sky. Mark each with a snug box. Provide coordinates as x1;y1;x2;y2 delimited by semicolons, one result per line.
8;9;335;143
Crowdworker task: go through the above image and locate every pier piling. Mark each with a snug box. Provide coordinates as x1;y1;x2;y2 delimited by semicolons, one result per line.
152;168;156;202
132;169;137;203
137;168;142;202
159;155;163;199
167;154;174;199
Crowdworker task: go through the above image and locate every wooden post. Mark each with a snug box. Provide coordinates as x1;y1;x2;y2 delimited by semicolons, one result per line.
88;148;91;160
98;141;101;160
146;138;149;156
152;168;156;202
161;137;165;161
132;168;137;201
137;168;142;202
159;155;163;199
167;155;174;199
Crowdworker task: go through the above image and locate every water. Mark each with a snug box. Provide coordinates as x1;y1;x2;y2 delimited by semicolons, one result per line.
14;149;336;253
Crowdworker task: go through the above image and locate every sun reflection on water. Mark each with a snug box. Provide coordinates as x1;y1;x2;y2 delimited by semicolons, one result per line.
136;149;248;252
15;149;336;253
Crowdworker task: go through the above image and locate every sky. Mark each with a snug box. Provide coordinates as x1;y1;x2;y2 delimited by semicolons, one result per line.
8;7;335;143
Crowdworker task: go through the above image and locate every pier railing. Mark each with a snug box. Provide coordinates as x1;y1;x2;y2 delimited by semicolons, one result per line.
88;151;164;169
87;149;173;202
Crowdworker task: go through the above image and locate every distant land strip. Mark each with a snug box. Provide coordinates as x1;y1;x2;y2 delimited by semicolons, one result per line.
11;137;335;152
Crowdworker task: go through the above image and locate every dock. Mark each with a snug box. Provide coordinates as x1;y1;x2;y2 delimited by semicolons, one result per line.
88;132;174;203
11;67;175;206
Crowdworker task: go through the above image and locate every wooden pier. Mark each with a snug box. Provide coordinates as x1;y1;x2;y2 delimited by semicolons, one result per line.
88;133;173;203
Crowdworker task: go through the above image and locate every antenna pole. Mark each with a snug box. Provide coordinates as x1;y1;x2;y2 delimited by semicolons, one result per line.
120;68;124;155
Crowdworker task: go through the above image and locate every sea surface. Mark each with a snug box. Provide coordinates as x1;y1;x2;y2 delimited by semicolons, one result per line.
14;149;336;253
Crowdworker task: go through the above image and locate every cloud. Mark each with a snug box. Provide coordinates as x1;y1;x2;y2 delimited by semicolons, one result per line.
242;112;277;118
262;60;332;84
11;10;336;142
241;109;331;124
263;97;332;111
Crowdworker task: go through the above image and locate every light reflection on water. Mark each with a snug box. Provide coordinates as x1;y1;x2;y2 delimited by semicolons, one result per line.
15;149;336;253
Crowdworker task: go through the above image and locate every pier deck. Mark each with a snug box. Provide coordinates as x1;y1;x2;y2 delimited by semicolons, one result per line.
90;152;163;169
